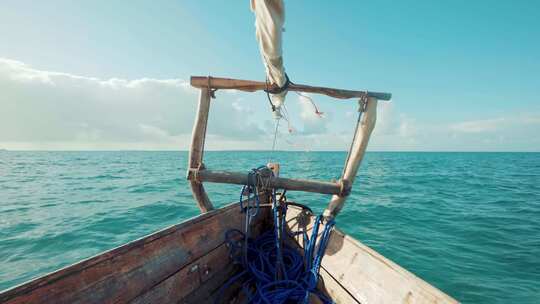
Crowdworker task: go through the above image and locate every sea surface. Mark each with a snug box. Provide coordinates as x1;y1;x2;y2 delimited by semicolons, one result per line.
0;151;539;303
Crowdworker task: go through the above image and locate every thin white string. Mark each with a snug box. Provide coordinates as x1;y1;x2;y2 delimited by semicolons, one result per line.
269;118;280;163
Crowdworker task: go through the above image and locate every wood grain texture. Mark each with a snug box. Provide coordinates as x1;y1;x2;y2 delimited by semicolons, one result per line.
192;169;345;195
318;267;361;304
0;203;264;304
130;215;268;304
128;244;231;304
179;263;241;304
190;76;392;101
285;205;459;304
188;88;213;212
324;98;377;219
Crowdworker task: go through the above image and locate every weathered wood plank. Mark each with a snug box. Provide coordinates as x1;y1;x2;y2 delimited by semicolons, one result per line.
190;76;392;101
188;88;214;212
0;203;258;304
285;205;459;304
130;215;268;304
318;267;360;304
129;244;231;304
179;263;241;304
192;169;345;195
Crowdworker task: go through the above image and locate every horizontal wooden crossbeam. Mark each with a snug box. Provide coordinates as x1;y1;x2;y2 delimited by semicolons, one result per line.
190;76;392;101
187;169;348;196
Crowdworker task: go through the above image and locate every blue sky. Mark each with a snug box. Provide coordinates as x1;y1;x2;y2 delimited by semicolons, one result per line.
1;1;539;151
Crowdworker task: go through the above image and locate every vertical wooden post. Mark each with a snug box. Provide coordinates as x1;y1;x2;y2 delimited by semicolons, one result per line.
188;88;214;212
323;97;378;219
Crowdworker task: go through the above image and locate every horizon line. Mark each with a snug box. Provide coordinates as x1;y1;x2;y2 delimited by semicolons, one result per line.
2;149;539;153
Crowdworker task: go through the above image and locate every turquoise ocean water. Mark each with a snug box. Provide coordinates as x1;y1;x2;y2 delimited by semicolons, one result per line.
0;151;539;303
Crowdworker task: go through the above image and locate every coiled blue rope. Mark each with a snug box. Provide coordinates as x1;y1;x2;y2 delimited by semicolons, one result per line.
216;167;336;304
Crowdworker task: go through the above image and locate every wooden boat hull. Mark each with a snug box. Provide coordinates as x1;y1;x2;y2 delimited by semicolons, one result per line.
0;203;457;304
0;203;269;304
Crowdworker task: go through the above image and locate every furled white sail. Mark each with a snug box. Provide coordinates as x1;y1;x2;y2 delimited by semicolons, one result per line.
251;0;287;118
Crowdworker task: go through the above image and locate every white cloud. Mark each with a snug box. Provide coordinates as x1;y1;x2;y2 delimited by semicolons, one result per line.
373;101;400;136
450;118;505;133
0;58;264;150
443;115;540;151
369;101;416;139
1;58;538;151
369;100;540;151
450;115;540;136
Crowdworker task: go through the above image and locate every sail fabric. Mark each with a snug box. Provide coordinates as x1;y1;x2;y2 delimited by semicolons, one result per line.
251;0;287;117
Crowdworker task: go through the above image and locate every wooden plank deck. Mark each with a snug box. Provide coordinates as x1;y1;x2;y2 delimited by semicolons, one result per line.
285;205;459;304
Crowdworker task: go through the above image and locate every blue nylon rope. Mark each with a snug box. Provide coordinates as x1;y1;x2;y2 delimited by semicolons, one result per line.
214;167;336;304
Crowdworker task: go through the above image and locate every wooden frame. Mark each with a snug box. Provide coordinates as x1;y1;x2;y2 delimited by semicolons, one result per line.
190;76;392;101
187;76;389;216
189;170;347;196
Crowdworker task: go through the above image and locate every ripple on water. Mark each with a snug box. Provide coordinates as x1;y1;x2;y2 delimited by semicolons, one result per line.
0;151;539;303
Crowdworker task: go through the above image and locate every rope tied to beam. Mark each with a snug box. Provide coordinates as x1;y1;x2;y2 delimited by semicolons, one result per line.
264;73;291;95
216;166;337;304
264;73;324;157
264;74;290;113
207;75;217;98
